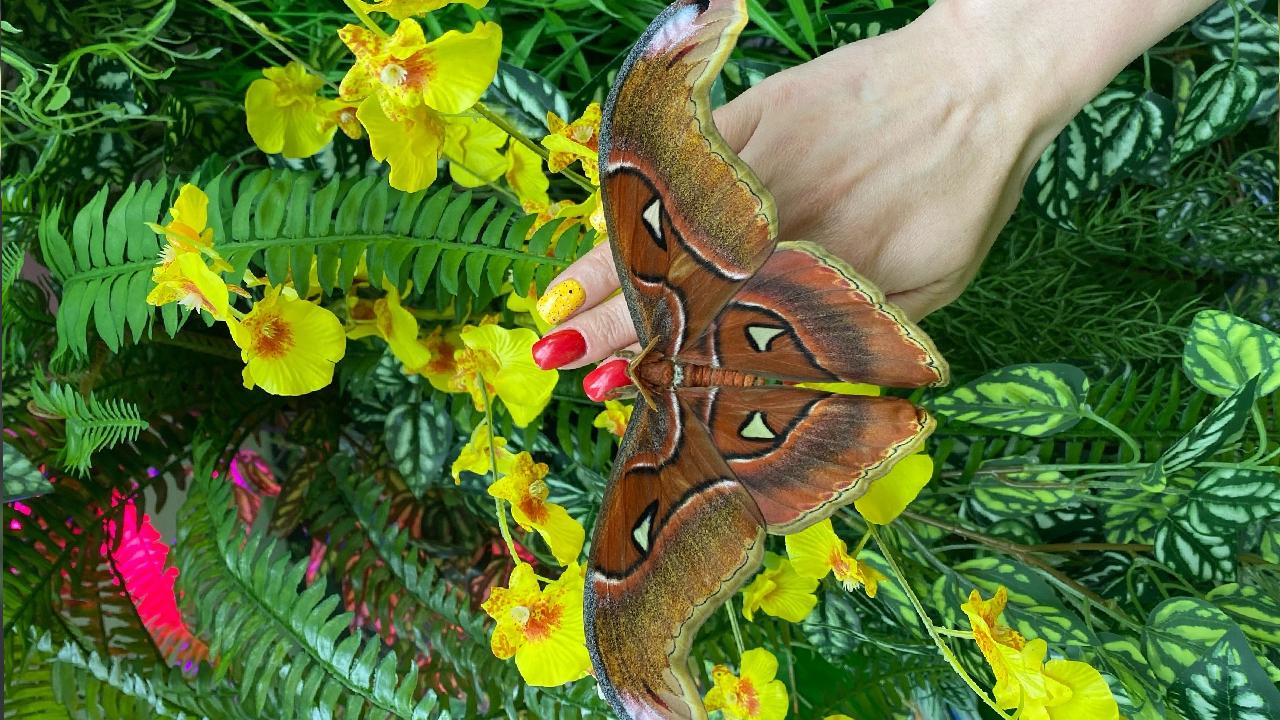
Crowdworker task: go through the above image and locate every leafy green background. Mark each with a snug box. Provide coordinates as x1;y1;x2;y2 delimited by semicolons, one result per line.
3;0;1277;719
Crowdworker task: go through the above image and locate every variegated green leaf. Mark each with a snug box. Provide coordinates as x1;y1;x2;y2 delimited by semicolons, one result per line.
3;442;51;503
1193;1;1279;120
1102;489;1178;544
1099;634;1167;720
1167;636;1280;720
1206;583;1280;645
1154;518;1235;582
1023;103;1102;230
1024;90;1174;228
1142;597;1261;686
1137;374;1259;491
1262;521;1280;564
1183;309;1280;398
1173;467;1280;535
1171;61;1261;163
927;364;1089;437
802;587;862;664
856;550;918;634
384;401;454;498
971;460;1079;518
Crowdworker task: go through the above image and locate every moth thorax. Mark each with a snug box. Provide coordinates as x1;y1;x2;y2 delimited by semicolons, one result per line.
634;358;675;390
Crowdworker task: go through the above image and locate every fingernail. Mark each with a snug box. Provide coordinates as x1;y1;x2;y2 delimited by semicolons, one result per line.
536;279;585;326
583;359;631;402
531;328;587;370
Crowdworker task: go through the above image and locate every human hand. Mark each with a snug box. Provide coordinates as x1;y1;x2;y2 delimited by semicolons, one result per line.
528;0;1215;394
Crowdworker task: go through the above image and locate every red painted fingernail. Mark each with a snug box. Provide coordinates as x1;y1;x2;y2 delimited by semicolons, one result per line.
531;328;587;370
583;359;631;402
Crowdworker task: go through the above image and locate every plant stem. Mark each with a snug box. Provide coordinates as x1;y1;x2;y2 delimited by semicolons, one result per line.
902;510;1141;630
477;374;519;561
473;102;597;193
1082;406;1142;463
870;526;1014;720
725;600;745;657
342;0;388;38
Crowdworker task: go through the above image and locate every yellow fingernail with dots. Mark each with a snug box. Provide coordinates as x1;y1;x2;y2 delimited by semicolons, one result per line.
536;279;585;326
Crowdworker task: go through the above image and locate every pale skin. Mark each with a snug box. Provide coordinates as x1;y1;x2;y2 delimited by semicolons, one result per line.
538;0;1217;372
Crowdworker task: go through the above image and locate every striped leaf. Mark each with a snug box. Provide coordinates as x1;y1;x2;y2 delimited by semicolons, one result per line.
802;587;862;664
855;550;918;634
1167;636;1280;720
1193;0;1279;120
1206;583;1280;644
1171;61;1261;163
1137;374;1259;491
384;400;455;498
1183;309;1280;398
1154;517;1235;582
927;363;1089;437
1173;467;1280;535
482;62;571;137
1024;90;1174;229
3;442;51;503
971;460;1079;518
1098;634;1167;720
1142;597;1262;686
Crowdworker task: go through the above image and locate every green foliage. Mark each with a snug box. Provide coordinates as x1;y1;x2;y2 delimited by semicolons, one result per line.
926;363;1089;437
29;378;148;476
174;452;441;720
4;0;1276;719
40;170;592;361
3;442;52;502
1183;308;1280;397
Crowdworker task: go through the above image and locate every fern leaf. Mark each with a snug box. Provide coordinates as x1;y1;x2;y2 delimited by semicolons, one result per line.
175;444;441;719
41;169;593;361
30;379;148;476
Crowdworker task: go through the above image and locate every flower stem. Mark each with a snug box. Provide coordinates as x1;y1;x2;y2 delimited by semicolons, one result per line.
478;373;519;561
724;600;745;657
871;526;1015;720
341;0;388;38
473;102;597;193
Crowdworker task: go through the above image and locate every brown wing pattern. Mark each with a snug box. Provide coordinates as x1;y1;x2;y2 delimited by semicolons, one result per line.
599;0;776;355
679;242;949;387
586;393;765;719
679;387;933;533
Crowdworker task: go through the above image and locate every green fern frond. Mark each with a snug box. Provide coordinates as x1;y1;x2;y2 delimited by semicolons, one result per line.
324;468;503;701
2;237;25;296
39;169;594;360
30;379;148;476
174;443;441;720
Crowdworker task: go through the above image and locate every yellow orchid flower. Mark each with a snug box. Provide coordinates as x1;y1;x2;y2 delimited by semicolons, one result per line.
505;141;550;212
345;287;430;373
444;115;509;187
357;97;445;192
703;647;789;720
505;283;553;334
481;561;591;687
420;325;462;391
543;102;600;184
146;251;231;322
784;518;886;598
960;587;1118;720
321;98;364;140
354;0;487;20
244;62;336;158
455;324;557;426
146;184;231;271
338;19;501;118
487;452;584;565
592;400;633;439
451;421;515;484
854;453;934;525
740;552;818;623
228;287;346;396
